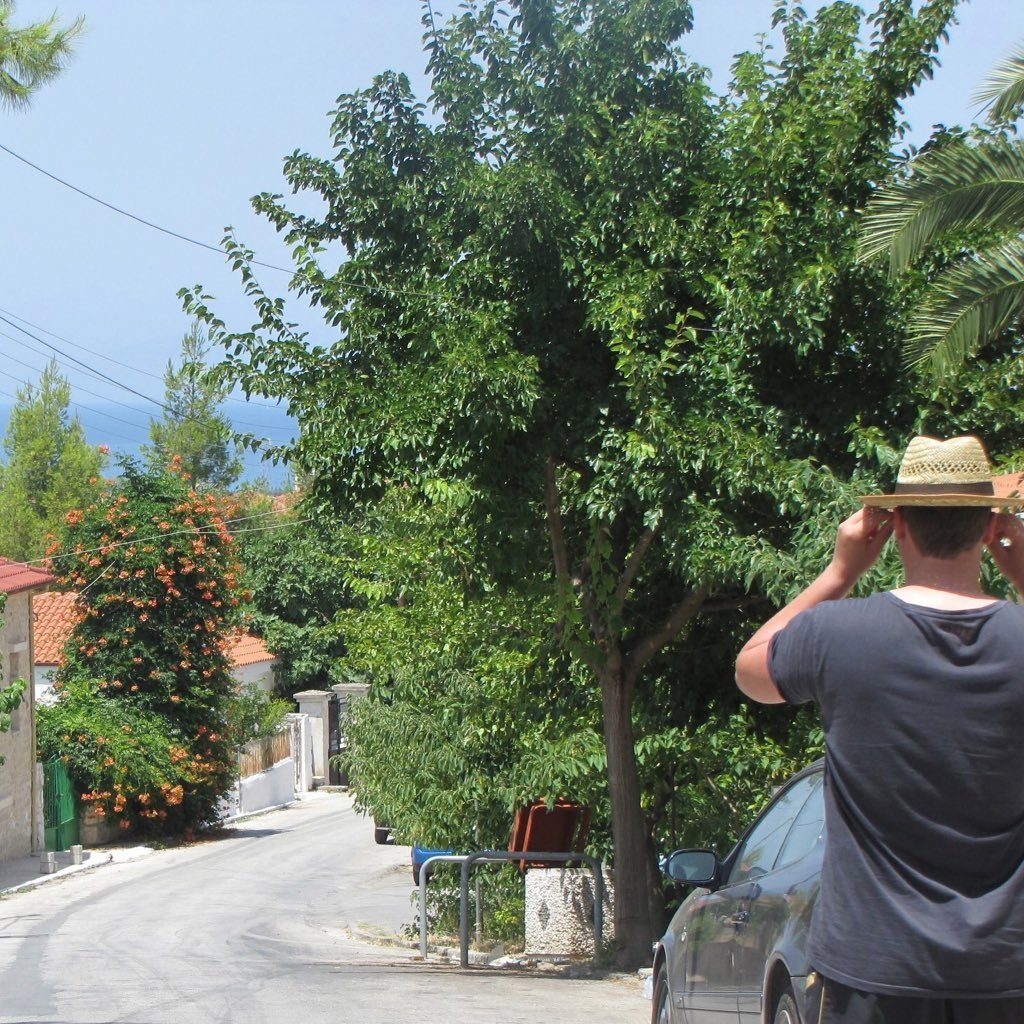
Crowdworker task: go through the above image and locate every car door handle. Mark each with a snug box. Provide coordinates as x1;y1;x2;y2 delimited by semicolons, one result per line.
729;910;750;926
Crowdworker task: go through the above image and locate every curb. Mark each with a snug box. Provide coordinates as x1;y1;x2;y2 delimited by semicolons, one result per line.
0;845;153;896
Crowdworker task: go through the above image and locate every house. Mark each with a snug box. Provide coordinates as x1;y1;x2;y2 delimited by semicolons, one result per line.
994;472;1024;502
31;590;78;703
32;591;279;697
0;557;55;862
225;630;278;692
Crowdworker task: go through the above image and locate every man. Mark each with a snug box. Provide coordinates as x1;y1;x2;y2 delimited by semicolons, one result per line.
736;435;1024;1024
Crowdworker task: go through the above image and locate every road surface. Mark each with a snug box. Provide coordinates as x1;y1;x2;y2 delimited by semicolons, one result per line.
0;792;647;1023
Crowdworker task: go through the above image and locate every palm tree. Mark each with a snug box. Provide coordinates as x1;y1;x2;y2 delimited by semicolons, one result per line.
0;0;82;110
858;42;1024;375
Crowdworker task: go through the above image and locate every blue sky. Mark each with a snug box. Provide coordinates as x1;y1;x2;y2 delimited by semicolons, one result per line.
2;1;1022;483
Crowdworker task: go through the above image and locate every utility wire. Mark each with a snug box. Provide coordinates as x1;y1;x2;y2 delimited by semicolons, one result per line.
0;142;440;301
0;339;295;439
0;304;293;414
0;312;168;412
0;141;293;273
23;512;315;570
0;333;158;423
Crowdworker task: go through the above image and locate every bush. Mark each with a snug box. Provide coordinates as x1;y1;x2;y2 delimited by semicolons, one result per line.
37;460;243;833
224;684;292;747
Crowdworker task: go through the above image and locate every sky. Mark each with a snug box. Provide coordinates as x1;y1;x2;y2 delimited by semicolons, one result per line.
2;0;1023;485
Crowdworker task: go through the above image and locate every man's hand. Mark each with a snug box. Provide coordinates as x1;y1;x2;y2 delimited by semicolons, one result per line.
987;513;1024;593
831;507;894;587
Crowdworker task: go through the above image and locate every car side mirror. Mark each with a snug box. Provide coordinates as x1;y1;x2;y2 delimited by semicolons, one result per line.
663;849;719;886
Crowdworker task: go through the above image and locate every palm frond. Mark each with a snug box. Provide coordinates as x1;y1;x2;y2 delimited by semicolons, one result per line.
903;240;1024;374
974;42;1024;126
0;8;82;111
858;139;1024;275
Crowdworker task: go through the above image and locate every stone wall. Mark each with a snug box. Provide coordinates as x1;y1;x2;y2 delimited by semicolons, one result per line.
0;593;38;862
524;866;615;958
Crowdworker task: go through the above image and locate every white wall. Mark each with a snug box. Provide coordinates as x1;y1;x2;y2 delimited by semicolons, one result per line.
232;660;278;693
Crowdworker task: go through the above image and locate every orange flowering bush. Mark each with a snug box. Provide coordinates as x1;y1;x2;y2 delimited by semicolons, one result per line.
37;460;243;834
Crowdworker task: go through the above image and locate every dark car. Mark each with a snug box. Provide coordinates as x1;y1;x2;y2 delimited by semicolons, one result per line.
651;760;825;1024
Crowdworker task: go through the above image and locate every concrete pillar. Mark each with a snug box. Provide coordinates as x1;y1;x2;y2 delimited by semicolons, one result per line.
285;713;314;793
293;690;331;785
524;866;615;958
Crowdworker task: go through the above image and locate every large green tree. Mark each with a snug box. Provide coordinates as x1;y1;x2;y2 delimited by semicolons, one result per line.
0;359;106;561
145;321;243;491
0;0;81;109
184;0;957;965
859;40;1024;373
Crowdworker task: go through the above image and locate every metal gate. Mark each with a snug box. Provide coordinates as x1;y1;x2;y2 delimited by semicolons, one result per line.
43;758;79;852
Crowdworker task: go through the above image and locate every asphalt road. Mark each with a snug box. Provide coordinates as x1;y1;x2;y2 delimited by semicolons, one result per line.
0;792;647;1023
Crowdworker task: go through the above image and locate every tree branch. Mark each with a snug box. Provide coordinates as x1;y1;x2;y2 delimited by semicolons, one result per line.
543;455;571;590
624;584;709;688
614;525;657;608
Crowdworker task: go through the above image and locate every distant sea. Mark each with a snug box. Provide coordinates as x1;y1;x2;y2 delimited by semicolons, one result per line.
0;401;298;492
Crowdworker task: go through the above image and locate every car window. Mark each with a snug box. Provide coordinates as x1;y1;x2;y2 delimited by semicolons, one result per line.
774;774;824;870
726;772;820;886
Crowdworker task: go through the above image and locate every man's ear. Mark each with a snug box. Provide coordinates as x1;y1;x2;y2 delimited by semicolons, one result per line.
891;507;909;540
982;511;999;547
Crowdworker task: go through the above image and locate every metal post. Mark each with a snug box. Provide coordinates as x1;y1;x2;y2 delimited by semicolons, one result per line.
419;855;469;959
458;851;605;968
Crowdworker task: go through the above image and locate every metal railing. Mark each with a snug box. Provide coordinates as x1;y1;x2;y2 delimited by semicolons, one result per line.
417;850;605;967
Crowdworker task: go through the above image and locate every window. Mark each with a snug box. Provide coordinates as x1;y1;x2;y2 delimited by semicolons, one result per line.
727;772;820;885
775;775;825;870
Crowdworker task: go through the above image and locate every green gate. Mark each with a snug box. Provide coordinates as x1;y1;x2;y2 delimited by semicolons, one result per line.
43;758;79;852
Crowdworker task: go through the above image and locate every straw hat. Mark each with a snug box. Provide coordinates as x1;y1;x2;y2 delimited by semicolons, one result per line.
860;435;1024;509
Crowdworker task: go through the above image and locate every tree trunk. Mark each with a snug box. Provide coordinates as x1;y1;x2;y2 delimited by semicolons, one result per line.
598;662;656;970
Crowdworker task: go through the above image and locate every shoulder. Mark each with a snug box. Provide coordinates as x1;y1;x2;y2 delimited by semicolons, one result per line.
786;593;887;633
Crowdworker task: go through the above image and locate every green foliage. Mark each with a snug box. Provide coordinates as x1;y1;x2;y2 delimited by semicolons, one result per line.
145;321;243;491
234;497;351;693
976;43;1024;126
224;683;292;746
37;461;244;833
183;0;960;964
0;359;106;561
0;0;81;110
0;676;24;767
0;592;18;766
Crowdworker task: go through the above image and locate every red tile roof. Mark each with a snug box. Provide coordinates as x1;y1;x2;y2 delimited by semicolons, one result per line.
0;557;55;596
227;630;276;668
994;472;1024;500
32;591;276;670
33;591;82;666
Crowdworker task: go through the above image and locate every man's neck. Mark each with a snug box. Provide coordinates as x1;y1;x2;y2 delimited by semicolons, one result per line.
892;552;994;609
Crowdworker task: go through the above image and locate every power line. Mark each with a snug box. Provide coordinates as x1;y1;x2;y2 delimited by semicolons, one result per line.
0;332;158;423
21;511;315;570
0;370;150;441
0;304;294;413
0;312;168;412
0;142;441;302
0;141;293;274
0;341;295;442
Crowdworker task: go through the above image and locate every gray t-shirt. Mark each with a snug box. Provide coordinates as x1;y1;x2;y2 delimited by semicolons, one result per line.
770;591;1024;997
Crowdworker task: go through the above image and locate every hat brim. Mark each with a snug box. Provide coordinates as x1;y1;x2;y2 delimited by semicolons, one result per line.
860;493;1024;509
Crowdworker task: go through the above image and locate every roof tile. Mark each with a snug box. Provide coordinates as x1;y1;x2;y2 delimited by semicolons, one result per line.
0;557;55;596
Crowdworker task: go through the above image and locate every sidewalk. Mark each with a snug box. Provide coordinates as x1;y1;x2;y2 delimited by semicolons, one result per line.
0;843;153;895
0;793;319;897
